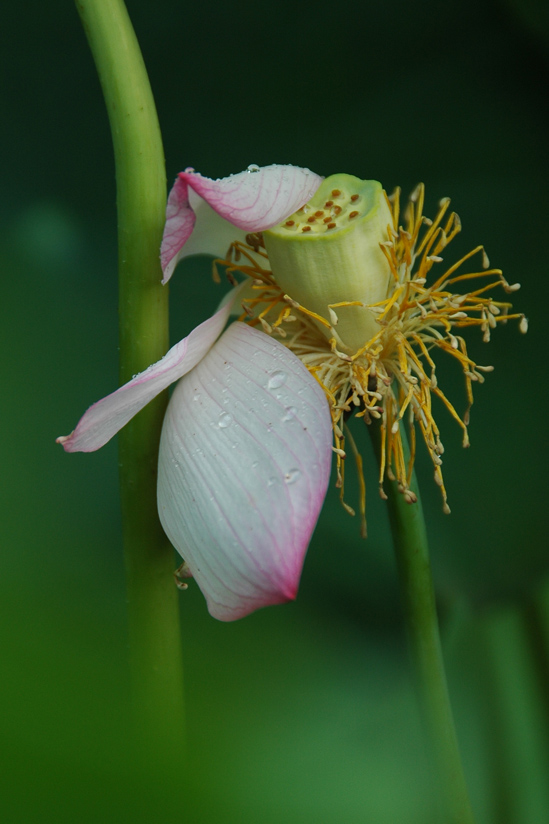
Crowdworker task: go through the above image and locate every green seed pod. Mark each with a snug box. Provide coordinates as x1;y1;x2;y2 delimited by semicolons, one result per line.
264;174;394;352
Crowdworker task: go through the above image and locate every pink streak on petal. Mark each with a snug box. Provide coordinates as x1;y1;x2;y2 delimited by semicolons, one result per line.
56;288;242;453
160;164;322;282
157;322;333;621
160;175;196;283
186;164;322;231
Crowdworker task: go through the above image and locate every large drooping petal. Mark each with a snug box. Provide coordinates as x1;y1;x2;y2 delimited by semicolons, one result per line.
160;164;323;283
57;289;241;453
157;322;333;621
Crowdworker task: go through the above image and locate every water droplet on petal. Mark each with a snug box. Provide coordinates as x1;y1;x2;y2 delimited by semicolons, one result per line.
218;412;232;428
192;393;201;402
267;370;287;390
282;406;297;422
247;164;260;173
284;468;301;485
267;477;277;487
184;167;195;173
251;461;259;469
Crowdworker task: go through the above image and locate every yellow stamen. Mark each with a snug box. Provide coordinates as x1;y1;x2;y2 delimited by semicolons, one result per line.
216;184;524;531
344;423;367;538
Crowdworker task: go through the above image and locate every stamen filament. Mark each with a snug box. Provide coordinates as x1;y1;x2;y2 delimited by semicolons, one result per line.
218;182;523;525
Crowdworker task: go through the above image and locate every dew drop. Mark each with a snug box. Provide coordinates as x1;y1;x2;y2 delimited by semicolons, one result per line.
192;393;201;402
267;370;287;390
284;468;301;485
282;405;297;422
247;164;260;173
218;412;232;428
251;461;259;469
267;477;277;487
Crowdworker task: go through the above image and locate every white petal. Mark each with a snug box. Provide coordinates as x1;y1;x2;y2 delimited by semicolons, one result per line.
157;322;333;621
160;164;322;282
57;288;241;452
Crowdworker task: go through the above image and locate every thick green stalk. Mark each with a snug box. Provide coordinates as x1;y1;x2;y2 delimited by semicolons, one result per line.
368;422;475;823
75;0;185;756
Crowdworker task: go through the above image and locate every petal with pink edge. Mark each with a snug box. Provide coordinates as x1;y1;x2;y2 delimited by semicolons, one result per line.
161;184;252;284
57;288;241;453
157;322;332;621
160;164;322;282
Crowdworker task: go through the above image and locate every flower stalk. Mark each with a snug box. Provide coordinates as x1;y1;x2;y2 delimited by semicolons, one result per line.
75;0;185;754
368;421;476;823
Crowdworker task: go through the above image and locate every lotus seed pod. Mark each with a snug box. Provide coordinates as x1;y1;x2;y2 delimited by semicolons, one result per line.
264;174;394;352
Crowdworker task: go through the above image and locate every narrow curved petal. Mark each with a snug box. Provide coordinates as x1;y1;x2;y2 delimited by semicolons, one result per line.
160;174;197;283
57;289;241;453
161;164;322;282
157;322;332;621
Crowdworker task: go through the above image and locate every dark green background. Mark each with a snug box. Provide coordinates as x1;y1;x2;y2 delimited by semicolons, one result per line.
1;1;548;821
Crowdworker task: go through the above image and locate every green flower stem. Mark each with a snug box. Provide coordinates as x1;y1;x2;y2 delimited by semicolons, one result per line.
75;0;185;755
368;422;475;823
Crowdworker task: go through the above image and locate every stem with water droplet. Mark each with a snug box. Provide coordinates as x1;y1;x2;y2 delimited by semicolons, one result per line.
75;0;185;761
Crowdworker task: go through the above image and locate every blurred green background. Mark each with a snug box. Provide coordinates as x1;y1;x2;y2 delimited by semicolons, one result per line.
2;0;549;821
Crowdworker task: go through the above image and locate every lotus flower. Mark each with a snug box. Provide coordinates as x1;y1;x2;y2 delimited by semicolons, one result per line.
59;163;526;620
